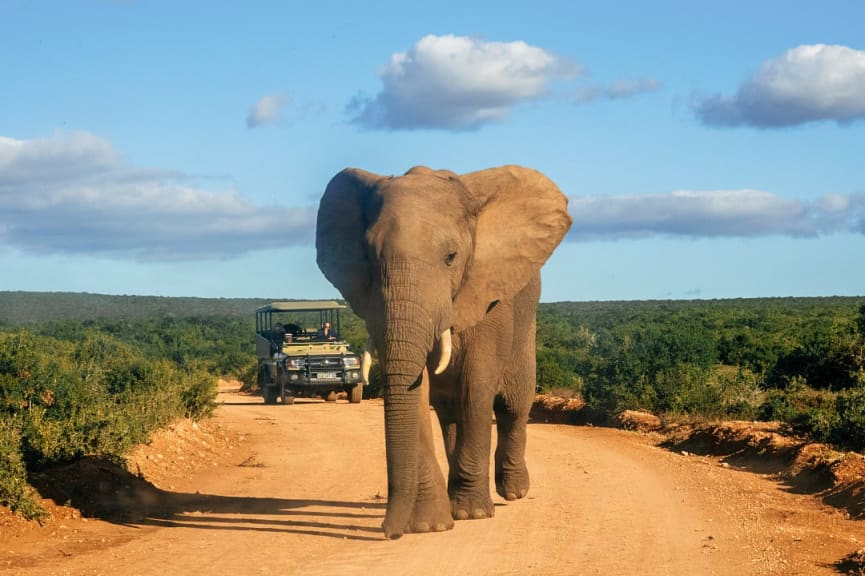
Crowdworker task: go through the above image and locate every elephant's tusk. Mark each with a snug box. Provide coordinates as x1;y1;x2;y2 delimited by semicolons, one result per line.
434;329;452;375
361;336;373;385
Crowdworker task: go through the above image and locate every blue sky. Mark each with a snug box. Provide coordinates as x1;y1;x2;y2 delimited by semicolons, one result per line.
1;0;864;302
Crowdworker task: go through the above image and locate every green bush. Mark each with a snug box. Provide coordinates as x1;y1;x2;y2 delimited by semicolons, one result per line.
711;367;764;420
0;325;224;518
653;364;719;416
181;370;218;419
831;384;865;452
236;357;260;392
759;377;839;442
0;418;47;520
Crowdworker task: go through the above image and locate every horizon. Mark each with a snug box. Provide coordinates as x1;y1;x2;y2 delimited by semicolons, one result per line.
3;289;862;306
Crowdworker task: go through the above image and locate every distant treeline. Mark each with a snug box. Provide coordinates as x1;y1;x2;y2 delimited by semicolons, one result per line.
0;291;274;324
2;292;865;520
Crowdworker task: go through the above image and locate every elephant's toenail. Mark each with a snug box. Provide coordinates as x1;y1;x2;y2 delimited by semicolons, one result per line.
454;509;469;520
471;508;487;519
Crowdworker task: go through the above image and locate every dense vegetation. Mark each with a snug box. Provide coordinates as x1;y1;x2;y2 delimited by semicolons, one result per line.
0;311;254;519
536;297;865;451
1;292;864;520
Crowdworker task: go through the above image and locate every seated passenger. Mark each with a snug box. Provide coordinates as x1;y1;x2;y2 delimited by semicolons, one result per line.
317;321;337;340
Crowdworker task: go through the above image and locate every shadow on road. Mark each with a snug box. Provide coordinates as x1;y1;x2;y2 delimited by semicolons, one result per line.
138;492;386;541
29;456;387;541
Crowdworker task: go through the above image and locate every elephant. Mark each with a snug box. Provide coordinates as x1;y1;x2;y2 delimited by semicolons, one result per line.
315;165;572;538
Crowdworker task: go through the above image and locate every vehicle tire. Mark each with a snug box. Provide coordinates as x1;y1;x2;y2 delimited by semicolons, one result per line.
263;386;278;405
348;382;363;404
324;391;338;402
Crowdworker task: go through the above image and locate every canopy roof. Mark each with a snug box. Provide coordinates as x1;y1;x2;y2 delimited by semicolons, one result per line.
257;300;346;313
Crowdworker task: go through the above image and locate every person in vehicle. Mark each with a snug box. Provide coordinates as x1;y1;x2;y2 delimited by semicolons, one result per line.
317;321;337;340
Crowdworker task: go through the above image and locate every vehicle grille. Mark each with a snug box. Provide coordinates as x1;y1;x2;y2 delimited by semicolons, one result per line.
307;356;342;370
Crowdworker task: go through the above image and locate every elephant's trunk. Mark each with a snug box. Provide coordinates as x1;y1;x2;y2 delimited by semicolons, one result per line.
379;298;434;539
382;371;421;538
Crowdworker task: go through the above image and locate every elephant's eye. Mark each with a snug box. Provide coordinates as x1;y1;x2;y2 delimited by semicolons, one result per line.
445;252;457;266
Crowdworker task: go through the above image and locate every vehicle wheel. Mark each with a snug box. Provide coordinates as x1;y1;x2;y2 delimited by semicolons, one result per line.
348;383;363;404
263;386;278;405
324;391;338;402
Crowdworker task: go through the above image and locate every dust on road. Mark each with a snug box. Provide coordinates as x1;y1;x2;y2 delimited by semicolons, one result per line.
3;383;864;576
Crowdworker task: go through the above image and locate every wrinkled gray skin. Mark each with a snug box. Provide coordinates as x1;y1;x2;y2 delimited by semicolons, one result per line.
316;165;572;538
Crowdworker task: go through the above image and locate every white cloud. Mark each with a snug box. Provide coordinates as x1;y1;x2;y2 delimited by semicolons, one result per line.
695;44;865;128
0;132;315;260
349;34;579;130
246;95;286;128
9;133;860;259
0;132;119;184
567;189;865;240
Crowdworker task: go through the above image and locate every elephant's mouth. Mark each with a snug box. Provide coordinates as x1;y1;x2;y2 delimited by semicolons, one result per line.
361;329;452;384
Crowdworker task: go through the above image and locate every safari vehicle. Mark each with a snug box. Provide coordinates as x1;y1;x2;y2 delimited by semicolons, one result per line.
255;300;364;405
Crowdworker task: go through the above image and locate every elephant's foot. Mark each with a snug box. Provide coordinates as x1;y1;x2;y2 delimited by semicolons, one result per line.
382;491;453;538
408;496;454;533
449;489;495;520
495;464;530;501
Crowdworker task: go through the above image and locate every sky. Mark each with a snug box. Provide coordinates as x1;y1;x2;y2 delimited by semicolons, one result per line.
1;0;864;302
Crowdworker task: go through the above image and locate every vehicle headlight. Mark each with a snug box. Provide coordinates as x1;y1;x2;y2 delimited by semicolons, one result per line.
286;358;306;369
342;356;360;368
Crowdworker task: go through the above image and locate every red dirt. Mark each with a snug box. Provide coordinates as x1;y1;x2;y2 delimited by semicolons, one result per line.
2;384;865;575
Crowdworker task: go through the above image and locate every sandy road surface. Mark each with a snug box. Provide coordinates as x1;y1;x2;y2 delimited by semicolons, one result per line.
4;383;865;576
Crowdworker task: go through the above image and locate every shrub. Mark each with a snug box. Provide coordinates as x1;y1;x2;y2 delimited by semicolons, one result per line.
712;367;764;420
235;357;260;392
831;384;865;452
181;370;218;420
651;364;715;415
0;418;46;520
759;377;838;442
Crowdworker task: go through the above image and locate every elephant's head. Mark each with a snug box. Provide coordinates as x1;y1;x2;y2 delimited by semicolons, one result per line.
316;165;571;535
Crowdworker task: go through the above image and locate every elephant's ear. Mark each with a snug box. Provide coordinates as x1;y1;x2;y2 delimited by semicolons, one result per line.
316;168;381;320
452;166;572;332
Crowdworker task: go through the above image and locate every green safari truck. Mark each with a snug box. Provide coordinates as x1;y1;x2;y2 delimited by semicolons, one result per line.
255;300;364;405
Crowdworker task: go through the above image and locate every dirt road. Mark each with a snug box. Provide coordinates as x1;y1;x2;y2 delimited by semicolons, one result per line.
3;383;865;576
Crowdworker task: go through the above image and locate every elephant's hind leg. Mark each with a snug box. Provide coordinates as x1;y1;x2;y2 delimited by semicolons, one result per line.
493;277;537;501
493;335;535;499
493;390;531;501
432;368;496;521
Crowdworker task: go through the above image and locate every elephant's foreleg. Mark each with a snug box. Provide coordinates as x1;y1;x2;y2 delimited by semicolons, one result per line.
408;368;453;533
